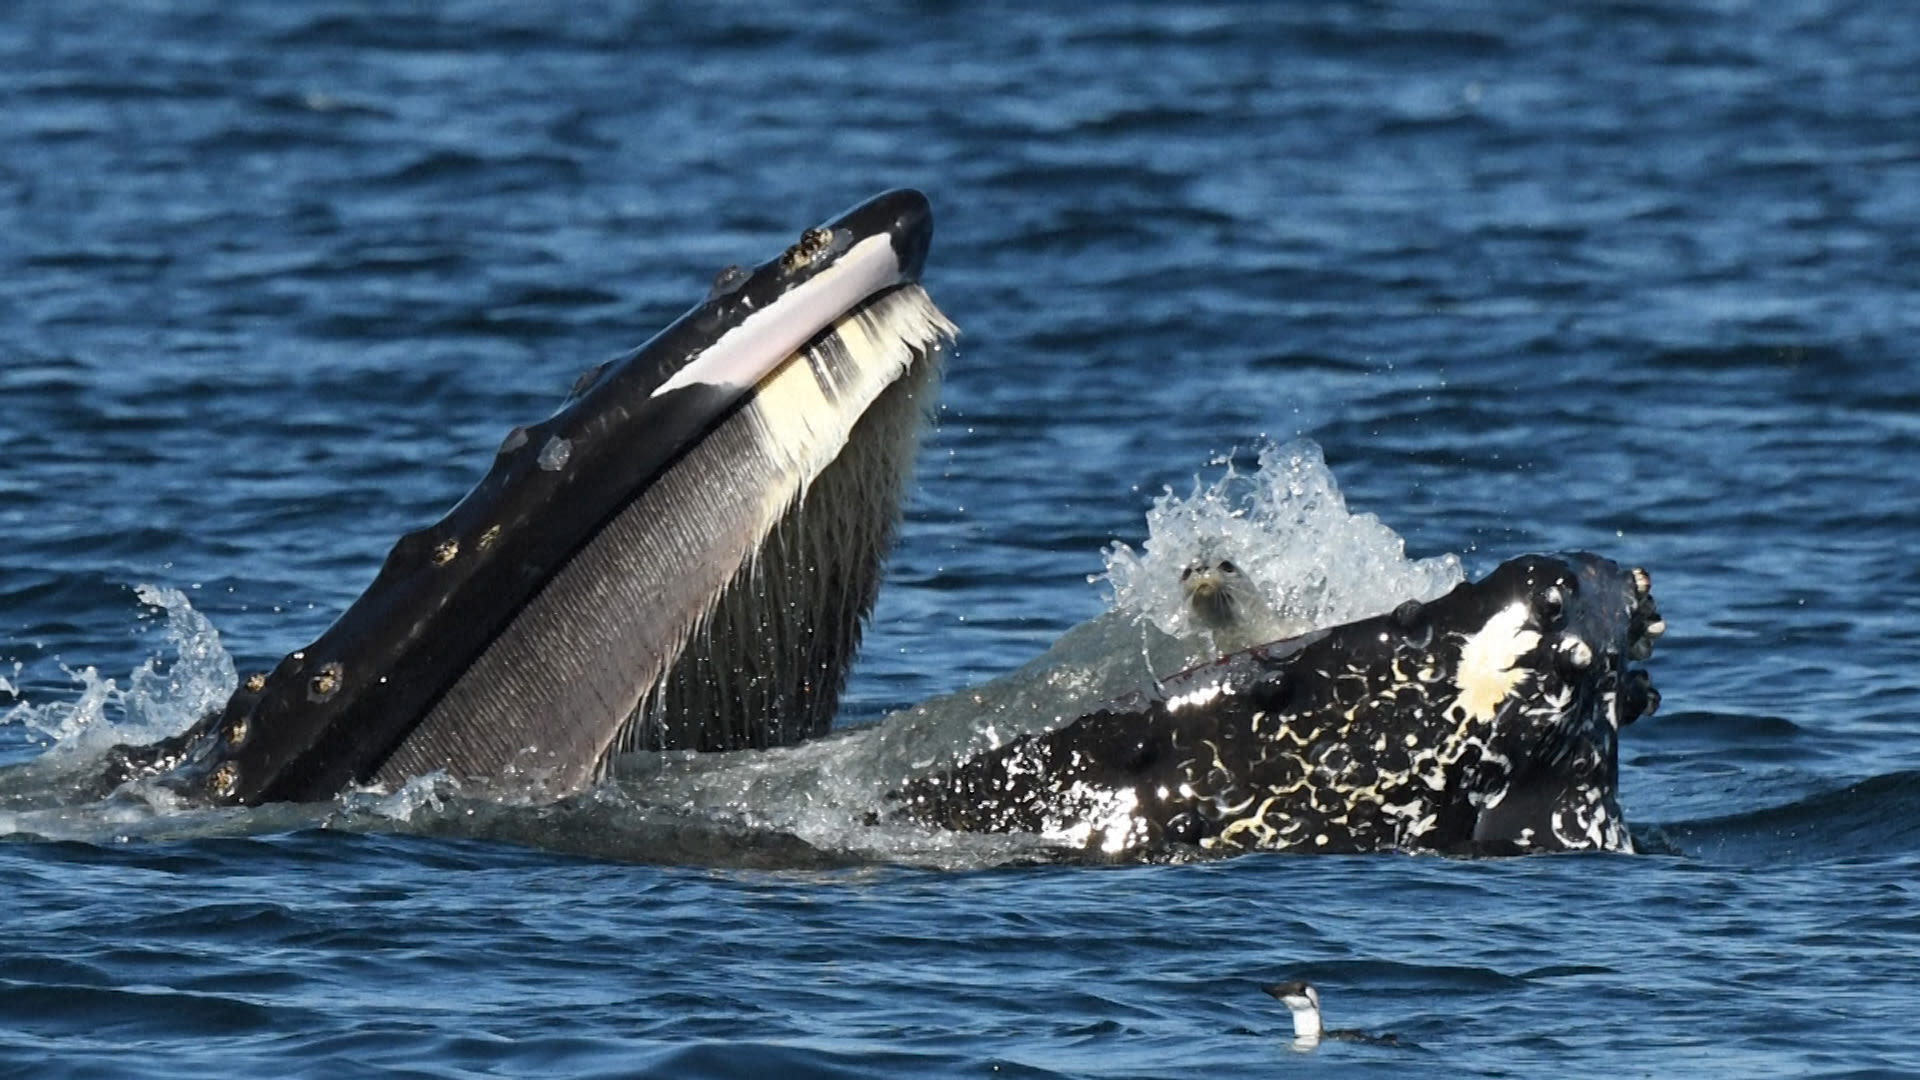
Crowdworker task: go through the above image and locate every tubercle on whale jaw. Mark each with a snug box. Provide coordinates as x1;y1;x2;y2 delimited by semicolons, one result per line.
209;761;240;798
780;226;841;272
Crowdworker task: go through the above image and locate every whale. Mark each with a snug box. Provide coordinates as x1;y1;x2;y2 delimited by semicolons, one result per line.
84;191;1664;861
101;189;958;805
889;552;1663;856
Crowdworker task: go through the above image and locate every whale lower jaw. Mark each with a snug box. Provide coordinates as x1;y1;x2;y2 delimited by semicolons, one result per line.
376;286;954;794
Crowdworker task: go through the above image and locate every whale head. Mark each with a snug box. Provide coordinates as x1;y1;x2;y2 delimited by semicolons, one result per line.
893;551;1662;857
121;190;958;805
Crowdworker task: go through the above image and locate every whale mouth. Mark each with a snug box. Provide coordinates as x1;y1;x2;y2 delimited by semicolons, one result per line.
890;551;1662;857
111;190;959;806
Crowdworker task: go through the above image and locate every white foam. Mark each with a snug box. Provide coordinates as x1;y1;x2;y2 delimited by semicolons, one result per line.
338;771;464;822
1098;439;1463;640
7;584;236;759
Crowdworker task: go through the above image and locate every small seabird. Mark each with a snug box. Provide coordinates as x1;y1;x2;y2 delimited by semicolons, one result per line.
1262;980;1401;1050
1178;557;1284;653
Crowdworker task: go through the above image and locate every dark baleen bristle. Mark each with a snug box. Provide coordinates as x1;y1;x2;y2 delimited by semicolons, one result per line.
374;285;955;793
627;287;952;754
632;360;937;752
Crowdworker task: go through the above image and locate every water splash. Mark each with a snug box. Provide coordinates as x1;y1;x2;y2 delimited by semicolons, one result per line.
5;584;236;758
339;772;465;823
1099;439;1464;642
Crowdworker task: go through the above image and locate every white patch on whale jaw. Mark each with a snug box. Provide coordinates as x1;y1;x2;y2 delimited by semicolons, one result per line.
1453;601;1542;722
649;232;906;399
1166;682;1228;713
1551;797;1635;854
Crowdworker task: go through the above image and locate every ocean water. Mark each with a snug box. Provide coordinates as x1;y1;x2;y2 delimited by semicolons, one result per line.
4;2;1919;1076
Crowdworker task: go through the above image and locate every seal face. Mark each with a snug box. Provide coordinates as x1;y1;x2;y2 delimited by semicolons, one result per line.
890;552;1663;857
1179;557;1288;654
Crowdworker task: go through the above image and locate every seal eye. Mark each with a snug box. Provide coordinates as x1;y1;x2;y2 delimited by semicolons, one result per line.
1217;559;1238;575
1180;565;1195;581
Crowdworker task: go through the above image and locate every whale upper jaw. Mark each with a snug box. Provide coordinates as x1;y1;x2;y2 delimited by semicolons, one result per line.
891;551;1663;857
109;190;958;806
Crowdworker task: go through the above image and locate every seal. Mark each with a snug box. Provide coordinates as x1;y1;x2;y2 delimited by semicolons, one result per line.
1179;556;1287;654
889;552;1663;856
99;190;958;805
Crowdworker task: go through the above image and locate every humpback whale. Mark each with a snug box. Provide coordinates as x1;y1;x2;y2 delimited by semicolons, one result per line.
84;190;1663;861
890;553;1663;856
103;189;958;805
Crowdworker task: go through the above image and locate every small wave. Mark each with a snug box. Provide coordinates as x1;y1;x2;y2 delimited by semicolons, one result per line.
1;584;233;761
1645;343;1849;372
0;584;236;826
1650;769;1920;864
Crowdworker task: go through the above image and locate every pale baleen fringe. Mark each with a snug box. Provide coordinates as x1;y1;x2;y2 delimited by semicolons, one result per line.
624;284;957;756
744;283;958;521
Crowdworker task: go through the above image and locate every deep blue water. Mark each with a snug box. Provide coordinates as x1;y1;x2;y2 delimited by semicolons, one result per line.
5;2;1920;1076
